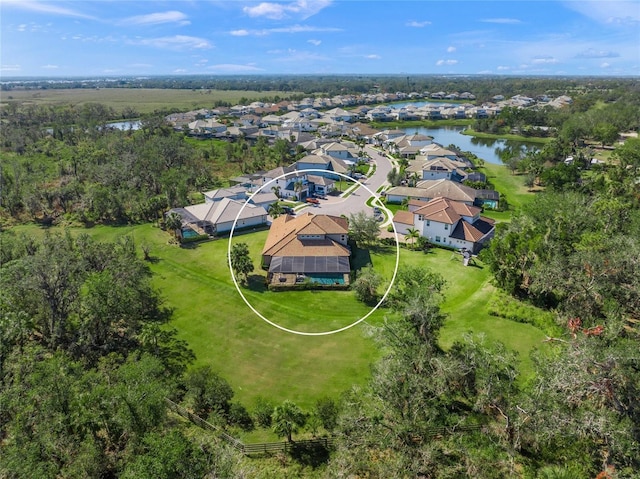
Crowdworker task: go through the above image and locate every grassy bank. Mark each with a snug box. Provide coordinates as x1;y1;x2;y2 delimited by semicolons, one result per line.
462;127;551;145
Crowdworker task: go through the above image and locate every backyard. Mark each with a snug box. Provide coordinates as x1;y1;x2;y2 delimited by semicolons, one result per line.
7;221;548;414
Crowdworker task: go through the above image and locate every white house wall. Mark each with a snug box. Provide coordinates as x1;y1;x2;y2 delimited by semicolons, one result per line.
418;219;454;244
217;215;267;233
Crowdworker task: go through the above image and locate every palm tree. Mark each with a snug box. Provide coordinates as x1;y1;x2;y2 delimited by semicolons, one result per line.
268;202;284;219
271;185;281;198
408;172;420;187
165;212;183;240
272;400;306;442
405;227;420;249
293;180;304;201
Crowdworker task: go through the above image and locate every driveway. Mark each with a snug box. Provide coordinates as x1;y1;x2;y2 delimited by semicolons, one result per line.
303;145;395;219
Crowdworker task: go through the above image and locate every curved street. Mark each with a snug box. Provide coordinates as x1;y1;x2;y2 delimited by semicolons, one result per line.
301;145;395;221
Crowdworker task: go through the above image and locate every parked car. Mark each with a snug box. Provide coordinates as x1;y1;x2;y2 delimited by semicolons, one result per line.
306;197;320;204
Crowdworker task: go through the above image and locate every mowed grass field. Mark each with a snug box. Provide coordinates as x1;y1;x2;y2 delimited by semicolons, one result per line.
1;88;299;114
6;220;548;410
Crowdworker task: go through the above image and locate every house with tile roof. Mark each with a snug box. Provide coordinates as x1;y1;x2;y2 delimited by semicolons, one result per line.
385;179;477;205
296;154;350;180
262;213;351;286
259;166;309;200
393;197;495;253
406;157;469;182
170;198;268;236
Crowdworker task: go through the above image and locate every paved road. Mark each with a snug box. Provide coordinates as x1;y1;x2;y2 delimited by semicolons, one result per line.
303;145;395;218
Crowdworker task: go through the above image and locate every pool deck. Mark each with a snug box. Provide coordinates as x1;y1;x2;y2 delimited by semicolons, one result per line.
267;272;350;287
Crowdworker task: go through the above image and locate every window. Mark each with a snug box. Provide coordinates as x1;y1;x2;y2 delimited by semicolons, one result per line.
426;220;430;226
444;224;448;230
435;236;441;242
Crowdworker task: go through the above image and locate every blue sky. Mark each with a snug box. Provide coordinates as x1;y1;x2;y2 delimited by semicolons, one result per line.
1;0;639;77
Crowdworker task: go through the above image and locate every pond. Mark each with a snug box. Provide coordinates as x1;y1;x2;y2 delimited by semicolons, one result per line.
398;125;539;165
106;120;141;130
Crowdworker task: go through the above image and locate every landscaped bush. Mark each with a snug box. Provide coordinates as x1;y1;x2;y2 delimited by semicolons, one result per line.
180;233;209;244
487;290;562;336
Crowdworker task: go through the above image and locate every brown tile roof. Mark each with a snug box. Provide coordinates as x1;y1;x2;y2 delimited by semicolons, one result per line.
393;210;415;225
413;197;481;224
262;213;349;257
414;179;477;203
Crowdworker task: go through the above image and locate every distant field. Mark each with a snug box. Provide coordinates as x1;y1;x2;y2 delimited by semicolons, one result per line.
5;220;548;410
0;88;298;114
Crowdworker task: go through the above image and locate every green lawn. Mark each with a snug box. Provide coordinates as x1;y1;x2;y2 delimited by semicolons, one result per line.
480;162;540;222
5;222;548;407
462;128;551;145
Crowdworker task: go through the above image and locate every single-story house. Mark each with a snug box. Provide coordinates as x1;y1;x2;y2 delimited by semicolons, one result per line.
262;213;351;286
406;157;469;182
393;197;495;253
385;179;477;205
170;197;268;236
187;119;227;137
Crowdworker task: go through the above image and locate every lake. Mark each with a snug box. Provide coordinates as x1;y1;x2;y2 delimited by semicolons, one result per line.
107;120;141;130
399;126;539;165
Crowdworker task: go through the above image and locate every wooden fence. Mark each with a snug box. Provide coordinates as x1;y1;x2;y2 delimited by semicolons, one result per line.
166;397;483;456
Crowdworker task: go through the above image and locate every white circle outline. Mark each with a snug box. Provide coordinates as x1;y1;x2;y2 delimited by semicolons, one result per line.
227;167;400;336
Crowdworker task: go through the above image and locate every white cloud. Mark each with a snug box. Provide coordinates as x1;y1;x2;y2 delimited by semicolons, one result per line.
601;62;611;68
132;35;212;50
365;54;381;60
447;46;456;53
406;20;431;27
436;59;458;66
271;49;330;63
563;1;640;27
41;64;59;69
243;1;332;20
1;64;22;72
497;65;510;71
531;56;559;64
481;18;522;24
120;11;190;27
2;0;96;20
229;25;340;36
173;69;188;73
308;39;321;46
207;64;263;72
575;48;620;59
17;24;27;32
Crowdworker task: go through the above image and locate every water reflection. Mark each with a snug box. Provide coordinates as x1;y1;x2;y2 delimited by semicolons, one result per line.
399;126;539;165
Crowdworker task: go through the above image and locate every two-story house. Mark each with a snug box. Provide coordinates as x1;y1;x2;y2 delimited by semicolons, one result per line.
262;213;351;286
392;197;495;253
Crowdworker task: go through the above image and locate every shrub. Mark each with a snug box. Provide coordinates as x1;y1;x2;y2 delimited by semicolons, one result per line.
180;233;209;244
487;291;562;336
253;396;274;428
229;402;254;431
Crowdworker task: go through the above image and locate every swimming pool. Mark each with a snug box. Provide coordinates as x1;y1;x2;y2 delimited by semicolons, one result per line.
181;228;199;239
305;274;346;285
